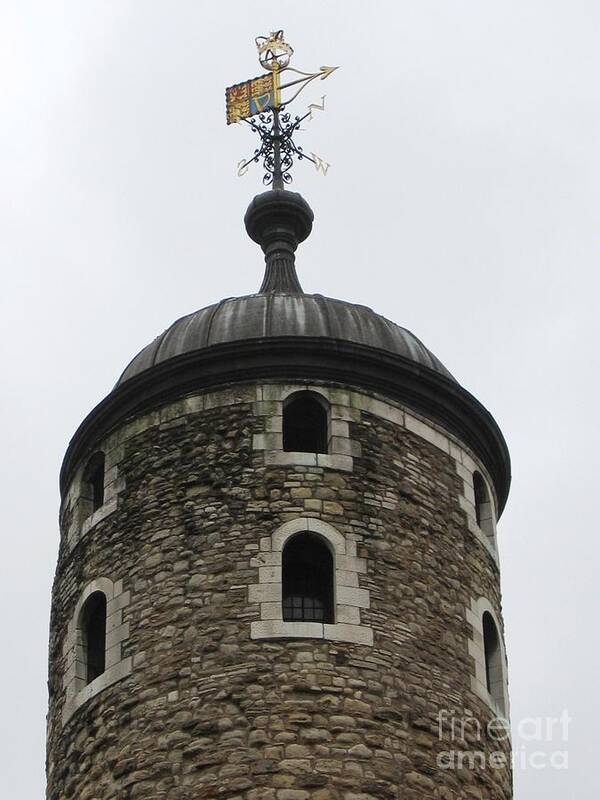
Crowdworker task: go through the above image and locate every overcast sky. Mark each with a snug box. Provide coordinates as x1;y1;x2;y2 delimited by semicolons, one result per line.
1;2;598;797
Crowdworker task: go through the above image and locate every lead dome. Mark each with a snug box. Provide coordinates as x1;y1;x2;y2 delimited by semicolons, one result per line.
117;292;454;386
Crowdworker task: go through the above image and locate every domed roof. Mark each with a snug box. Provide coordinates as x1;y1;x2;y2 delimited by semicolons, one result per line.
116;292;454;387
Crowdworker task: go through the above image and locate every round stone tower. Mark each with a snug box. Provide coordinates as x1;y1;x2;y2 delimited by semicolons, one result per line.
47;189;512;800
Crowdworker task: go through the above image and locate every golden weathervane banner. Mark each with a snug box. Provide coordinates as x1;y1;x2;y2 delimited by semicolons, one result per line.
226;73;279;124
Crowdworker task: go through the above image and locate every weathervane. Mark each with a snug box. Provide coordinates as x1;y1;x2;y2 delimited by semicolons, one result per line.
225;30;338;188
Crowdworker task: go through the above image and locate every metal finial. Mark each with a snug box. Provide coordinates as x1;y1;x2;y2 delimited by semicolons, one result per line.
244;190;313;294
225;31;338;187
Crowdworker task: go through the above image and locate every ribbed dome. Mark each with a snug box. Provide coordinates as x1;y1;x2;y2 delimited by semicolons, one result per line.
116;293;453;387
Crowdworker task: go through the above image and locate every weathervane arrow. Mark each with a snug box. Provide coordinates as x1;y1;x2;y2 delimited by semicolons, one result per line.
276;65;338;105
225;31;338;188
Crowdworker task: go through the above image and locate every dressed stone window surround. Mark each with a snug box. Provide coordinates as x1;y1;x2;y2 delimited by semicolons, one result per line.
466;596;510;719
62;577;132;725
63;445;125;550
456;463;499;562
252;385;361;472
249;517;373;646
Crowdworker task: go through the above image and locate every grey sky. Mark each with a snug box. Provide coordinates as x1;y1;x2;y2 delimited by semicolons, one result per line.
1;1;597;796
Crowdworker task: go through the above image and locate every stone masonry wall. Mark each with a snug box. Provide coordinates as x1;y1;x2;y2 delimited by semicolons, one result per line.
47;382;511;800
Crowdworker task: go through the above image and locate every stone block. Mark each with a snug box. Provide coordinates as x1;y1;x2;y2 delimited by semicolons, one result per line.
353;395;404;427
405;413;450;454
328;436;353;456
323;623;373;646
455;461;473;484
330;404;361;422
291;487;312;499
459;494;476;519
253;400;282;416
107;591;131;616
448;441;463;462
462;480;476;506
250;620;323;640
263;384;298;400
248;583;280;603
258;566;281;584
105;621;130;649
105;608;123;631
303;499;322;511
105;642;123;669
104;444;125;470
336;554;367;574
265;415;283;432
335;605;361;624
328;419;349;438
336;586;370;609
316;454;353;472
253;432;283;451
335;569;359;588
260;602;283;620
250;552;280;567
266;451;318;467
183;396;204;414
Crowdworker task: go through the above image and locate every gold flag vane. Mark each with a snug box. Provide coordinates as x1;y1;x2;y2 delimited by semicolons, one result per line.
225;31;338;188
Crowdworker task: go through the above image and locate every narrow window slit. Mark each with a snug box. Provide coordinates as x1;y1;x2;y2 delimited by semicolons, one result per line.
81;592;107;684
473;471;495;547
83;452;106;512
482;611;505;714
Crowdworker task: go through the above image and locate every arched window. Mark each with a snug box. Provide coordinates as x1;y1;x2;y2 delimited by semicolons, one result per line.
283;392;328;454
473;471;494;543
80;592;107;684
83;452;105;512
482;611;504;712
282;533;334;623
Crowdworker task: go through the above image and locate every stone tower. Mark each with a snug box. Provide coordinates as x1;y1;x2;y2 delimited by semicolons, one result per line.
47;189;512;799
